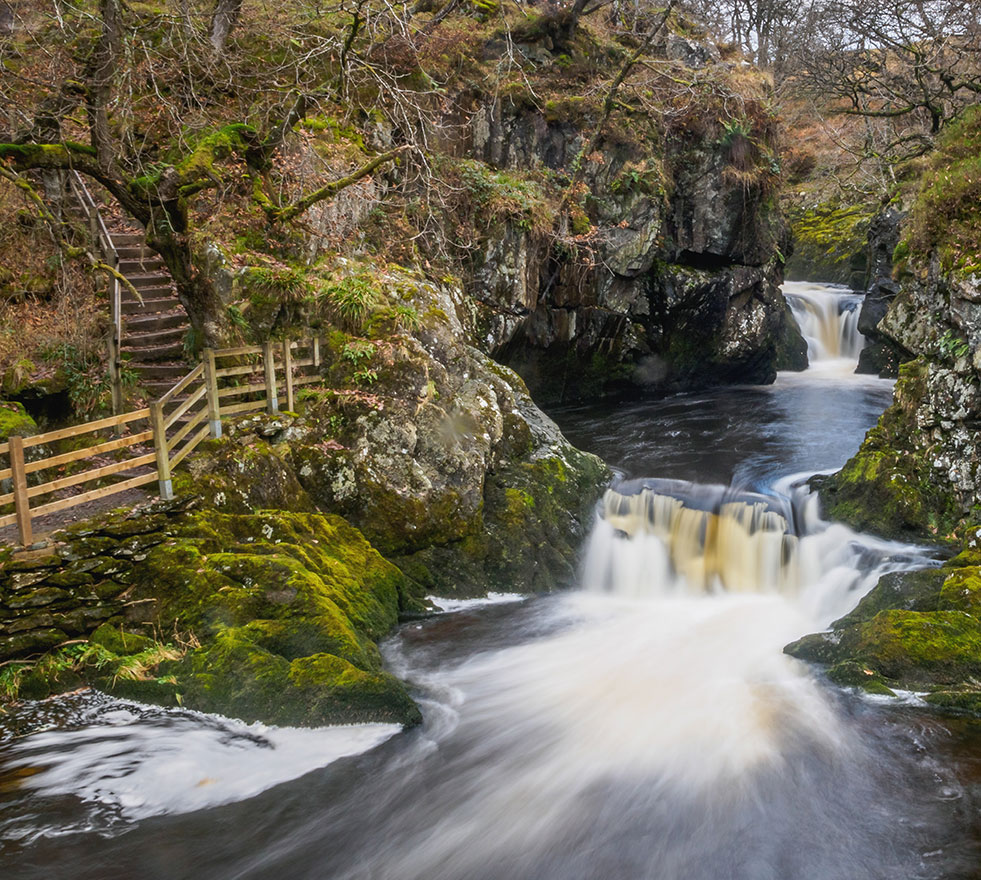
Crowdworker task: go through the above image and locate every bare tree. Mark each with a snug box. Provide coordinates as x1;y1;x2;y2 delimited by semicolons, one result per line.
799;0;981;140
209;0;243;52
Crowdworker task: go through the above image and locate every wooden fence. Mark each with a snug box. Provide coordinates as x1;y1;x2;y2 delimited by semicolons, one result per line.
0;336;323;548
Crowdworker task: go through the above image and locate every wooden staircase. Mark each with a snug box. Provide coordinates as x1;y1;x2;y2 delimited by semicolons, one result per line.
109;230;192;399
68;173;192;406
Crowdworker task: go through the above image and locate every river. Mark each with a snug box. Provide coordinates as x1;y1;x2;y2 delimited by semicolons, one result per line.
2;282;981;879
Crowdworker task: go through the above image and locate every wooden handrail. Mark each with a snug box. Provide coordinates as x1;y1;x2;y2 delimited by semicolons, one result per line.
1;334;324;547
69;171;124;415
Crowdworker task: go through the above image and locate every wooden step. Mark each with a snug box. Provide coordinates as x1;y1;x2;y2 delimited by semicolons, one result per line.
125;326;187;348
130;362;193;380
124;309;187;332
123;340;186;361
115;246;156;260
118;258;166;274
110;232;145;246
127;273;174;289
123;285;175;302
121;296;180;315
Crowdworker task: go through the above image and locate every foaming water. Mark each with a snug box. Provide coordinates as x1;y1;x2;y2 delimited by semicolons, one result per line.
0;693;398;843
784;280;865;373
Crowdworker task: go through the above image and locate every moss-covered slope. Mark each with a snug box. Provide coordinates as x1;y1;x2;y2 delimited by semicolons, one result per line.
1;505;422;727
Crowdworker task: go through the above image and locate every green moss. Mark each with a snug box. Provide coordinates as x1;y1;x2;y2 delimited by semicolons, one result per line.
787;202;872;284
848;610;981;684
501;488;535;526
938;567;981;614
89;623;155;655
820;359;962;541
905;105;981;277
175;625;419;726
0;400;37;440
116;510;420;726
826;661;897;696
1;636;183;704
924;688;981;714
454;159;557;233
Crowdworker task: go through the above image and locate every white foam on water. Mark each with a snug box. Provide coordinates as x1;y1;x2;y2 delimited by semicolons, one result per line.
4;699;400;825
427;592;528;612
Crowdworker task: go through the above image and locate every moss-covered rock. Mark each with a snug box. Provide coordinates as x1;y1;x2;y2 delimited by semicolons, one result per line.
817;359;965;541
0;400;36;440
786;543;981;714
1;506;423;727
826;661;897;697
785;202;872;287
173;264;610;595
107;509;422;725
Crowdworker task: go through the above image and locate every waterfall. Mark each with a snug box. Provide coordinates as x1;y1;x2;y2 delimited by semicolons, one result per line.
783;281;865;369
582;477;917;625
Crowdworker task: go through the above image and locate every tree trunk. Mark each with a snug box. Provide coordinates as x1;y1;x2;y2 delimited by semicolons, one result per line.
90;0;121;172
209;0;243;53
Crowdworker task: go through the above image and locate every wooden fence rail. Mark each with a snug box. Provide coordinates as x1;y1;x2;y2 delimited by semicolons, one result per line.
0;335;324;548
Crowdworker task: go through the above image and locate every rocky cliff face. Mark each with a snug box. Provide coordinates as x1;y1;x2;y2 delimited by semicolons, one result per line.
855;206;906;376
820;108;981;540
448;58;805;404
822;263;981;539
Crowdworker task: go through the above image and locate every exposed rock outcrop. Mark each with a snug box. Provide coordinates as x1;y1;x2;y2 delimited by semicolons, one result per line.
182;264;610;596
456;62;804;403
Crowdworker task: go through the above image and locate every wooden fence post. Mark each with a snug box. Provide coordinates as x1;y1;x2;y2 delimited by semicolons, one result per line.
312;336;321;368
9;435;32;547
150;402;174;501
281;340;295;413
263;341;279;414
107;330;123;418
203;348;222;438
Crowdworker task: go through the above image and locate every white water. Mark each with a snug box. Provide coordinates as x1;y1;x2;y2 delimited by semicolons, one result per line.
784;280;865;373
322;483;933;880
0;695;399;838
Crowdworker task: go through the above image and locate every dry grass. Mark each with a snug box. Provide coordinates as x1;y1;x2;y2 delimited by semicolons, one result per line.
0;181;104;382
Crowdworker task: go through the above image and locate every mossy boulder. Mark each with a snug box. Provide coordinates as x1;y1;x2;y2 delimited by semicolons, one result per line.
174;625;419;726
788;608;981;687
175;264;610;595
3;509;422;727
0;400;36;441
787;541;981;714
817;359;965;541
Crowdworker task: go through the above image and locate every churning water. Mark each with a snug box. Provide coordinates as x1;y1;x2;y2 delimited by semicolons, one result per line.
3;284;981;879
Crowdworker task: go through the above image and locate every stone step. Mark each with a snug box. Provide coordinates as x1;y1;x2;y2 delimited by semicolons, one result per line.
122;340;185;361
121;296;180;316
124;309;187;332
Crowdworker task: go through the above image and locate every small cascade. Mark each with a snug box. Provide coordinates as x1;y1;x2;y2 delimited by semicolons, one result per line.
582;477;923;623
783;281;865;368
596;481;798;594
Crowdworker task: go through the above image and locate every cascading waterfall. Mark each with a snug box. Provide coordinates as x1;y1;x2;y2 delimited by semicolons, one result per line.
594;480;799;594
582;476;919;626
783;281;866;369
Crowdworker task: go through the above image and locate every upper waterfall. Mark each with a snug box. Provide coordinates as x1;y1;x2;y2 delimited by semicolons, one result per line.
783;281;866;371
